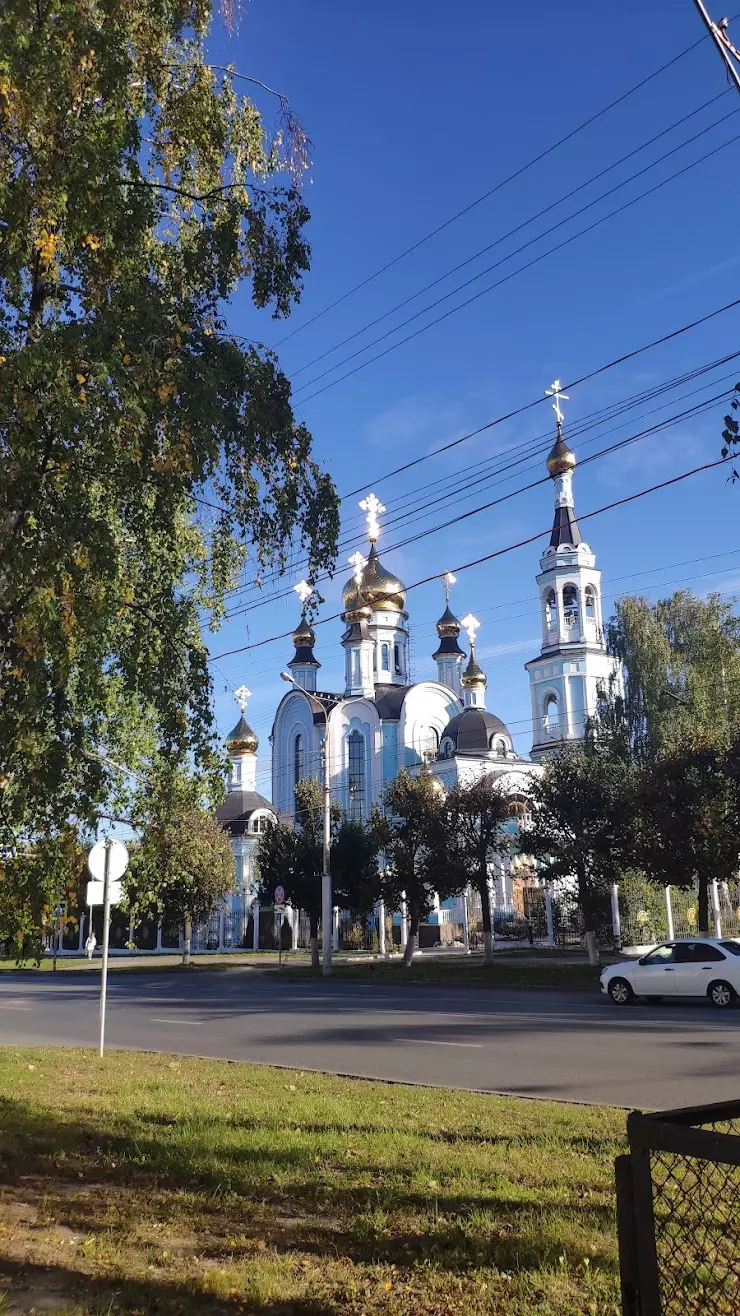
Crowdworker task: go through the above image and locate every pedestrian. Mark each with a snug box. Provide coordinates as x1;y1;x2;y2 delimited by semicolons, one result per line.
85;930;97;960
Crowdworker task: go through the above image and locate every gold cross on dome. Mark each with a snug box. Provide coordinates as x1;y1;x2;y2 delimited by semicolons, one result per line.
359;492;386;543
545;380;569;427
234;685;252;713
443;571;456;603
294;580;313;606
460;613;480;646
348;551;367;586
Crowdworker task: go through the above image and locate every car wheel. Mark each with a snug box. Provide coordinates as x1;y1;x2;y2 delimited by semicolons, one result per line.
708;980;735;1009
608;977;634;1005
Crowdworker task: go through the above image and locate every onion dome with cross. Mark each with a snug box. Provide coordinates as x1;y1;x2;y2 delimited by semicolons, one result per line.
341;494;407;616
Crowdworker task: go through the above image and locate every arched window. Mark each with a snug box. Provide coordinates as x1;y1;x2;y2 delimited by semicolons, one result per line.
424;727;439;761
544;693;559;734
381;643;390;672
489;736;508;756
562;584;579;628
348;730;365;820
544;588;557;628
584;585;596;620
251;814;269;834
293;733;303;798
440;737;454;759
509;796;532;827
230;757;242;787
394;643;402;676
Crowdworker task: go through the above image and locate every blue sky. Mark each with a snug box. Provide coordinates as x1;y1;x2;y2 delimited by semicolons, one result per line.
204;0;740;794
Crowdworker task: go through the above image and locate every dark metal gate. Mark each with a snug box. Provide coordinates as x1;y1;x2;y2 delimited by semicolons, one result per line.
616;1099;740;1315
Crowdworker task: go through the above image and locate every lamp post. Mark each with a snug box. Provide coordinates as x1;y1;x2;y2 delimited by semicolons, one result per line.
281;671;334;976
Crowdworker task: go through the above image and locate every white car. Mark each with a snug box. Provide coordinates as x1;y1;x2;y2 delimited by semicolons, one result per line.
601;939;740;1008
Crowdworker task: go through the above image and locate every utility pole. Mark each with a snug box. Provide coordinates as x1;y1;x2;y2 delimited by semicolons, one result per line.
691;2;740;94
321;730;333;976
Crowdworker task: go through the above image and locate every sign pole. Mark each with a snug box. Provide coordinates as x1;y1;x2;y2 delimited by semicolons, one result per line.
98;838;112;1058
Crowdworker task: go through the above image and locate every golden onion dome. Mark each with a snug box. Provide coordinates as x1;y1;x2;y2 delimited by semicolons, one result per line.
461;645;487;689
226;714;258;754
436;604;461;638
292;614;316;649
546;433;577;478
343;588;373;624
342;544;406;615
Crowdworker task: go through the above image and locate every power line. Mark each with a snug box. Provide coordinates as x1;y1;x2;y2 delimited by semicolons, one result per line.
208;454;732;662
272;31;709;348
295;128;740;405
290;91;731;380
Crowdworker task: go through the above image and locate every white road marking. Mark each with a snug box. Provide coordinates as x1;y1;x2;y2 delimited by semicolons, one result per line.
149;1017;203;1027
393;1038;483;1048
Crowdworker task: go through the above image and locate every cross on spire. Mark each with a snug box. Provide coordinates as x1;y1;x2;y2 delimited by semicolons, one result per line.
234;685;251;713
460;613;480;646
294;579;313;606
443;571;456;604
348;550;367;586
546;379;569;429
359;492;386;543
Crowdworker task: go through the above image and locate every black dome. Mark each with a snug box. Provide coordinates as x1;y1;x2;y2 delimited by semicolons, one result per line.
439;708;512;755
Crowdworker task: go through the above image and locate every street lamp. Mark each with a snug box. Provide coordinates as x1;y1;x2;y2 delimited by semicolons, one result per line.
280;671;333;976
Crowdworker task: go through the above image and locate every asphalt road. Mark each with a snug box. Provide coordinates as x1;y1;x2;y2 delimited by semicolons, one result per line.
1;968;739;1108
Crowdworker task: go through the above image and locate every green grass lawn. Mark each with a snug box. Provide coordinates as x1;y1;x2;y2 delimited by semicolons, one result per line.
0;1048;623;1315
0;951;310;974
277;957;603;992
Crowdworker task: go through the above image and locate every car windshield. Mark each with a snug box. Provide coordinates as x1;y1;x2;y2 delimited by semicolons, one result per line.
720;940;740;957
641;944;674;965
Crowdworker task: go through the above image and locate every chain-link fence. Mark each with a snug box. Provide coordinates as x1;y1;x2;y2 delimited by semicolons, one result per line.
616;1100;740;1315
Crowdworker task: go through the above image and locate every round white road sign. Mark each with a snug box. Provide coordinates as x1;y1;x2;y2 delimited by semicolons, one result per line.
87;840;129;883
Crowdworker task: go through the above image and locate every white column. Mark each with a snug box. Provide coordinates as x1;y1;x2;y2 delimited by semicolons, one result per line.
545;885;555;948
218;907;225;953
251;901;260;951
665;886;674;941
462;887;470;955
711;880;722;939
156;921;163;952
376;900;386;956
610;883;621;949
78;912;86;954
332;906;340;952
400;894;408;951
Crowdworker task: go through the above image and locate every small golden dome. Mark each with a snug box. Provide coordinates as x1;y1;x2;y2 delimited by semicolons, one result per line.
226;714;258;754
342;544;406;615
436;604;461;638
461;646;487;689
343;588;373;624
546;433;577;478
292;614;316;648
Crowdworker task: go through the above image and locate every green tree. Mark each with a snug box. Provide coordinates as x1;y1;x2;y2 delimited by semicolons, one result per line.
127;770;235;964
0;3;338;892
376;770;447;966
606;591;740;759
0;826;86;963
516;749;636;965
435;775;513;962
635;744;740;938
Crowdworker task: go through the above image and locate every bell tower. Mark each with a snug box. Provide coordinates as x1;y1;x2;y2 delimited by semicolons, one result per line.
433;572;466;695
525;381;618;760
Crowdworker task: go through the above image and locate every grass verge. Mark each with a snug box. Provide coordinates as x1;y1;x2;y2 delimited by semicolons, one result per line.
275;957;603;991
0;1047;622;1315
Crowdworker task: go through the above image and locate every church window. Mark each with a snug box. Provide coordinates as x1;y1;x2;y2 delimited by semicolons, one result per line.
230;758;242;786
509;796;532;826
562;584;579;628
423;727;439;761
544;588;557;628
351;649;361;686
293;733;303;805
381;643;390;672
251;815;268;834
348;730;365;820
544;693;559;734
585;585;596;620
490;736;508;756
394;643;402;676
440;737;454;759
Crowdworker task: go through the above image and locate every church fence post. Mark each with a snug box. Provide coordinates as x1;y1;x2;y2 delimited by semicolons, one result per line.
128;915;134;954
665;886;674;941
332;906;340;952
251;901;260;952
78;911;86;955
462;887;470;955
376;900;386;956
611;883;622;951
545;885;555;948
711;880;722;938
400;894;408;951
156;921;163;953
218;906;225;953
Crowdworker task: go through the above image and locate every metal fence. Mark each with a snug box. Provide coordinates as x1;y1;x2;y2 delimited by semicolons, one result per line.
616;1099;740;1315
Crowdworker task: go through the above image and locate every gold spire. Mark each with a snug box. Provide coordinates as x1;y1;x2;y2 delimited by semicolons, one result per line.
545;380;576;477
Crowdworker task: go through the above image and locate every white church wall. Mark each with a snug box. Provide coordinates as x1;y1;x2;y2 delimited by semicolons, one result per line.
329;698;382;818
272;690;318;817
398;682;461;769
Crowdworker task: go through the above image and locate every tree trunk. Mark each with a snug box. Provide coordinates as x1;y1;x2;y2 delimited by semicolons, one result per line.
182;915;192;966
403;899;420;965
698;877;710;938
479;873;495;963
584;929;600;967
309;913;319;970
